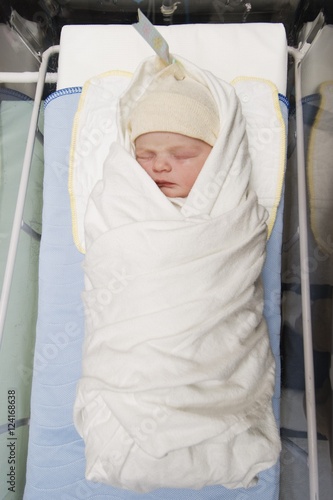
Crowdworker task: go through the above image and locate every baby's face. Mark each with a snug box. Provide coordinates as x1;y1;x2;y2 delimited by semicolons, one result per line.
135;132;212;198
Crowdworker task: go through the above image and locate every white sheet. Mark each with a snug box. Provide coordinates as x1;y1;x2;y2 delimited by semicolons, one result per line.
57;23;287;93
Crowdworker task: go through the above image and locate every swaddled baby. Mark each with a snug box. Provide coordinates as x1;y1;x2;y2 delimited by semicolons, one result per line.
74;57;281;493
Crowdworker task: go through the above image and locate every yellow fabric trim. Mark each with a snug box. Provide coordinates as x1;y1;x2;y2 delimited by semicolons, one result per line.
68;70;132;254
231;76;287;240
306;81;332;252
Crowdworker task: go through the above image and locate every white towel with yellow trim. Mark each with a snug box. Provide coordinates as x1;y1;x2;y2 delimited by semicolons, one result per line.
73;56;281;492
307;81;333;256
69;60;286;254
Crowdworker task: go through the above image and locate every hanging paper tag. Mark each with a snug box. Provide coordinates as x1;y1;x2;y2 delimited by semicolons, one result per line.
133;9;173;65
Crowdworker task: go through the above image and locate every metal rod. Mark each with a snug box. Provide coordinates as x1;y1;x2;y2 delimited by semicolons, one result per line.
0;71;58;84
288;46;319;500
0;45;60;348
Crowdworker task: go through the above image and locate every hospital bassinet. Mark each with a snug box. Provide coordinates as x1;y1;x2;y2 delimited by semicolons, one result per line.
0;13;330;500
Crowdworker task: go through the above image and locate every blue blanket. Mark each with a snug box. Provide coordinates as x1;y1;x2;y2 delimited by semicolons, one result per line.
23;88;287;499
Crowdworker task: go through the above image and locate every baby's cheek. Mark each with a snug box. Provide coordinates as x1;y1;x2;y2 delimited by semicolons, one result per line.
138;162;155;178
137;159;149;170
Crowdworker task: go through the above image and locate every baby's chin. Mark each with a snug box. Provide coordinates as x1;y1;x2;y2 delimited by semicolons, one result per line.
158;185;189;198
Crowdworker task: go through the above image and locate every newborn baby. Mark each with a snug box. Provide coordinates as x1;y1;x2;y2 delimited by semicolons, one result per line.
128;63;219;198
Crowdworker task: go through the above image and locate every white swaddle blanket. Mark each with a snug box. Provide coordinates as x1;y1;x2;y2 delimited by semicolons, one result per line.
73;56;281;492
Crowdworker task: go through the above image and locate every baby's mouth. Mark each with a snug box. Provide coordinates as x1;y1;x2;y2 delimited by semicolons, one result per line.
156;181;175;187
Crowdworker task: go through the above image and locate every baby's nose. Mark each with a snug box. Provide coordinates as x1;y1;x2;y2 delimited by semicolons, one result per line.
153;155;172;172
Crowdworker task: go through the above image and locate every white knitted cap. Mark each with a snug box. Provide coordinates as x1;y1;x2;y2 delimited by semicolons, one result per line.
128;63;219;146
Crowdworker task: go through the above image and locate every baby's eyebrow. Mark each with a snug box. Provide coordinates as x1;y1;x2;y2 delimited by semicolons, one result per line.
170;147;199;154
135;148;154;154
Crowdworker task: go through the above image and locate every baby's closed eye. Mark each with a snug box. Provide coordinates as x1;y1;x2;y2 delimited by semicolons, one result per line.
136;153;154;160
173;154;197;160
